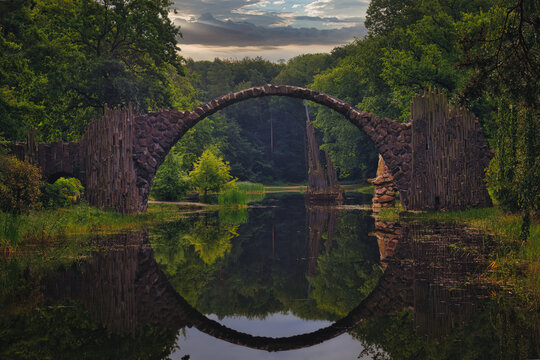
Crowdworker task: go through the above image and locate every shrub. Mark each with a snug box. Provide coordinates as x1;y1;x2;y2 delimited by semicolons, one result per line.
151;153;189;201
40;182;69;209
40;177;84;209
0;156;42;214
55;177;83;203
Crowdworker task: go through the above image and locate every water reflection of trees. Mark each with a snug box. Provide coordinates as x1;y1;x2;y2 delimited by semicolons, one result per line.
354;220;540;360
2;219;538;358
2;199;539;358
150;202;381;320
0;232;178;359
307;207;382;317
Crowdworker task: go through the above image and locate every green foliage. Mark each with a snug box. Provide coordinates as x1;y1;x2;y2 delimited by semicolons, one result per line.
457;0;539;237
189;148;234;200
0;213;23;250
218;182;265;206
151;152;189;201
353;298;540;360
151;195;382;320
218;186;248;207
40;177;84;209
365;0;422;37
0;0;185;141
310;212;382;316
486;104;539;213
183;57;304;183
457;0;539;108
0;156;42;214
183;217;238;265
39;182;68;209
0;300;179;359
55;177;83;202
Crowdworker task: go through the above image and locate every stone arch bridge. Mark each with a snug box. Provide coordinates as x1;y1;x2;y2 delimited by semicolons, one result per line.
12;84;491;213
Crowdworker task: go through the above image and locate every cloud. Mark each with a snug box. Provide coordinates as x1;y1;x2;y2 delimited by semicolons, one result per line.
175;13;365;47
179;44;342;62
305;0;370;19
169;0;368;60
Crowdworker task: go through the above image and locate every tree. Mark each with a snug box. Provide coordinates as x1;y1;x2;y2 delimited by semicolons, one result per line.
458;0;539;237
0;0;185;141
151;152;189;201
0;0;43;141
365;0;422;37
188;148;233;201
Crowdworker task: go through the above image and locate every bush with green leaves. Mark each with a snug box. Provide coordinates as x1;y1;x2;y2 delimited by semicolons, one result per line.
40;182;68;209
151;153;189;201
40;177;84;209
0;156;42;214
55;177;83;202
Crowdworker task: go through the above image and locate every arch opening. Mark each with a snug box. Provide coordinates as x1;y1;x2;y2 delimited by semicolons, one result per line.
133;84;412;212
47;171;78;184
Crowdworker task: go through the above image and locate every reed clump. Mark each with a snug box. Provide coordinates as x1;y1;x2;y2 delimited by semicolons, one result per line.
218;182;265;207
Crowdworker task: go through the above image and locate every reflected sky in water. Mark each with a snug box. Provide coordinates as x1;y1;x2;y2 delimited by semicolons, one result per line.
173;313;366;360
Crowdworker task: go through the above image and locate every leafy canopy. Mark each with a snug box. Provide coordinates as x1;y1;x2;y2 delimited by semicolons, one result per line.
189;148;234;198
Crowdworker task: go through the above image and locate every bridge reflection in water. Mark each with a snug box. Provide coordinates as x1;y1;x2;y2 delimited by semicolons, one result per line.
43;217;494;352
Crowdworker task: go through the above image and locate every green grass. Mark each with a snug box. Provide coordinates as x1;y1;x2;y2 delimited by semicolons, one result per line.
0;202;192;251
236;182;265;193
376;204;539;307
218;187;249;206
351;185;374;194
218;182;266;206
0;214;23;250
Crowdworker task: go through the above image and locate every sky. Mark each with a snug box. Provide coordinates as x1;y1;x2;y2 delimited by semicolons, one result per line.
168;0;370;62
172;313;371;359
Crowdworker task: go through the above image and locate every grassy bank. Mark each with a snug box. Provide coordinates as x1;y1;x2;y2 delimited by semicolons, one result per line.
0;202;195;252
341;184;374;194
378;205;540;307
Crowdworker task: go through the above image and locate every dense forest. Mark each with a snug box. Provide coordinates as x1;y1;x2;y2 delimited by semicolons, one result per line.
0;0;538;212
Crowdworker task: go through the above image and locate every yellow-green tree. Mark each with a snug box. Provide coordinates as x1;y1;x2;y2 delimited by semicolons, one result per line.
189;148;233;201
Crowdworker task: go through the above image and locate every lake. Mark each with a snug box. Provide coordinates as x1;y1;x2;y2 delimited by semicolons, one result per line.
1;193;538;359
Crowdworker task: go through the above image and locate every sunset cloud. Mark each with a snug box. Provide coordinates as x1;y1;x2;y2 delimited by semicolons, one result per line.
169;0;368;61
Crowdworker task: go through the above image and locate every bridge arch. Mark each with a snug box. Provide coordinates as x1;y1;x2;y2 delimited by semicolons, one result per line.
16;85;491;214
132;84;412;211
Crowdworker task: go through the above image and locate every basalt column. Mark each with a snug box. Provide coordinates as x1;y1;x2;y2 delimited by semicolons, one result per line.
409;90;492;210
305;120;344;204
79;106;143;214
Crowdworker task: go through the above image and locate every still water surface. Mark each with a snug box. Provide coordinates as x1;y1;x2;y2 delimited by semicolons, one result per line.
1;193;538;359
